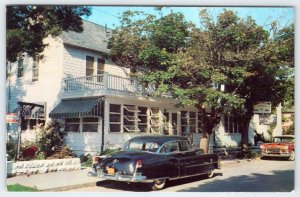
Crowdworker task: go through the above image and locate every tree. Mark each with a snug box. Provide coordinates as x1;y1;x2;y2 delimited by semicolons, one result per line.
7;5;91;62
108;8;294;148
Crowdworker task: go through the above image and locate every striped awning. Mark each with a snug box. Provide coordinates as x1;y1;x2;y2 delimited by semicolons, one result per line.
49;97;103;119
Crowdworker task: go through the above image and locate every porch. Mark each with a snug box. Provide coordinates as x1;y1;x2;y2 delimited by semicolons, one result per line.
60;73;160;98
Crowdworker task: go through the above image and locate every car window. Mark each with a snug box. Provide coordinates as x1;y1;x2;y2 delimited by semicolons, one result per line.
180;140;191;151
123;141;159;152
145;142;159;152
160;141;180;154
273;137;294;143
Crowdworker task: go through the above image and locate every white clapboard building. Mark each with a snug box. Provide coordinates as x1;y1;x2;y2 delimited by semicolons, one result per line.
6;21;281;156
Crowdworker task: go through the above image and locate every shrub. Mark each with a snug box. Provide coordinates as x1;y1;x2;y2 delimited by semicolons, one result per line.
22;145;38;160
80;154;92;167
6;139;17;161
35;120;64;157
35;152;46;160
101;148;121;156
47;145;75;159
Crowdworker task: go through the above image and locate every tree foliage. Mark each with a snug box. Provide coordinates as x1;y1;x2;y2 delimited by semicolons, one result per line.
108;8;294;143
7;5;91;62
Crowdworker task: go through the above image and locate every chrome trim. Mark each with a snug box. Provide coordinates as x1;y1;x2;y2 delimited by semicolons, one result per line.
262;153;291;157
186;161;219;168
169;172;209;180
99;170;153;183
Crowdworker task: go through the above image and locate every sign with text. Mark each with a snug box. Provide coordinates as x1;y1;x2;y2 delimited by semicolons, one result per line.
6;113;18;123
253;102;271;114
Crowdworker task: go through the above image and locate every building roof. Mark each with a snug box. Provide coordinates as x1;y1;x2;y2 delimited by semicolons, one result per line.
62;20;112;53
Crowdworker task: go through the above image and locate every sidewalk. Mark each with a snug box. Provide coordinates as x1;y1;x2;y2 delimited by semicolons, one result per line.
6;159;256;191
6;167;99;191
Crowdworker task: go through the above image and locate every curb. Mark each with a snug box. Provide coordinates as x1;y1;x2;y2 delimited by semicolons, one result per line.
41;182;97;192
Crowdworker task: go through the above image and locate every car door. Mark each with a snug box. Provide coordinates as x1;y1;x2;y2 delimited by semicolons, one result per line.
160;141;183;177
178;140;204;176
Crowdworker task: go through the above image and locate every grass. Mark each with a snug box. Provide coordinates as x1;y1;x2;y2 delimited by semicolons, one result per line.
7;184;39;192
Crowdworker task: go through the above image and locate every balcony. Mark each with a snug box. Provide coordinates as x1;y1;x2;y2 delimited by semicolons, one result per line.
60;73;160;98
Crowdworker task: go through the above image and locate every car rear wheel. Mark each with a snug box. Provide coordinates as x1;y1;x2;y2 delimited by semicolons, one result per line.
288;151;295;161
207;165;214;178
151;178;167;190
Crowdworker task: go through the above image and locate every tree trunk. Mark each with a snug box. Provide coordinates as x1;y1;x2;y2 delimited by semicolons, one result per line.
199;108;220;153
239;113;252;146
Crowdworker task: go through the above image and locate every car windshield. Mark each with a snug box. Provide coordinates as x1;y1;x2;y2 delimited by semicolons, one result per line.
123;141;159;152
273;137;294;143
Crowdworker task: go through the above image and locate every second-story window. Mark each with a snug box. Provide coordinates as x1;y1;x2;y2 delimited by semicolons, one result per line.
17;58;24;78
97;58;105;74
32;58;39;82
86;56;94;77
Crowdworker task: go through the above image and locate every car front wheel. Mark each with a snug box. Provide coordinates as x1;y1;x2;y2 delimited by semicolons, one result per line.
151;178;167;190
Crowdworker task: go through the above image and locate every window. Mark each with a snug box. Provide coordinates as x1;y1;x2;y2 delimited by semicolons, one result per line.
163;112;170;135
82;117;98;132
86;56;94;77
224;115;240;133
150;108;160;133
65;118;80;132
17;58;24;78
123;105;139;132
21;119;45;130
198;112;203;133
97;58;105;74
138;107;148;132
181;111;188;133
109;104;121;132
123;141;159;152
160;141;180;153
181;111;198;134
32;58;39;82
180;140;191;151
189;112;197;133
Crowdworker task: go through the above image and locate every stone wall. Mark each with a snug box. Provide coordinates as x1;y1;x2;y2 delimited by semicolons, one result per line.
7;158;81;176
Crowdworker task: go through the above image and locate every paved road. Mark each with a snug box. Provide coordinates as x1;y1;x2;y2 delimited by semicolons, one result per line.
66;158;294;192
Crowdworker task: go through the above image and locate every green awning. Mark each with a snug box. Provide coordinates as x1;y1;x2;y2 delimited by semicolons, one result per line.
49;97;103;119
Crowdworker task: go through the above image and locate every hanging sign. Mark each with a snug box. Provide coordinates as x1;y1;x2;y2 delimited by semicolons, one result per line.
6;113;18;123
253;102;271;114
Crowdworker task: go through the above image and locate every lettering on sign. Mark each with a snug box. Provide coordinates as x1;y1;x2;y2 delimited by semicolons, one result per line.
253;102;271;114
6;113;18;123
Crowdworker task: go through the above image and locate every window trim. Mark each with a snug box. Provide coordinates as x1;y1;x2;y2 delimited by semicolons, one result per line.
86;56;95;77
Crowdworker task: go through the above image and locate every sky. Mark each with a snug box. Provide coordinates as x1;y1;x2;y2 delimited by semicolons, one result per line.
83;6;294;30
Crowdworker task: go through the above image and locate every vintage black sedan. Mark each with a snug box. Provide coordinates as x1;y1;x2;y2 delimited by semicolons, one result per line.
91;135;220;190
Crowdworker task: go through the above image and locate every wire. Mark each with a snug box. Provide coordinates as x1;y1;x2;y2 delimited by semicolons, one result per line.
93;8;119;19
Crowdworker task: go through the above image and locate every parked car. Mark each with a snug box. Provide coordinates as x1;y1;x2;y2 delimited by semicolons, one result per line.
260;135;295;161
91;135;220;190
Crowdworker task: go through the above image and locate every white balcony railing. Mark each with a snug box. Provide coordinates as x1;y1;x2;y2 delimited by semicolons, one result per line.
61;73;157;95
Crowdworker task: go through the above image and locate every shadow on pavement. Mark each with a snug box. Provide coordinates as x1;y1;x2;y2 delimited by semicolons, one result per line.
95;173;224;192
96;180;152;192
176;169;294;192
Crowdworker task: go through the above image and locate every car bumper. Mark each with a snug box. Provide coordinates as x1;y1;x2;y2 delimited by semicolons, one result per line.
261;153;291;157
99;170;153;183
